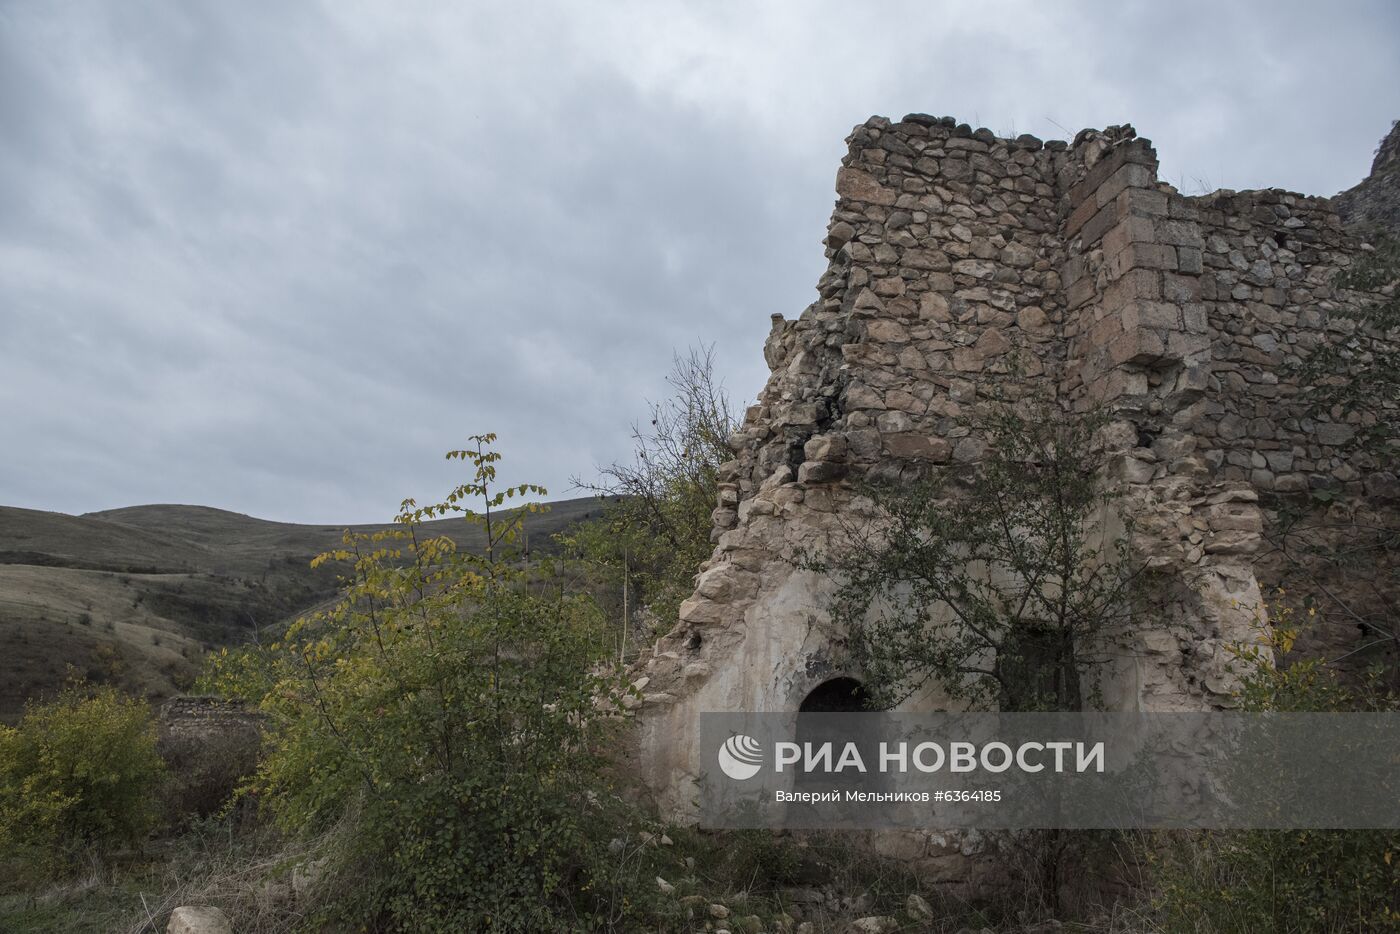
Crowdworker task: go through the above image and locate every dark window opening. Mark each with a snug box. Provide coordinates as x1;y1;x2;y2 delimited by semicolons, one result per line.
997;626;1082;711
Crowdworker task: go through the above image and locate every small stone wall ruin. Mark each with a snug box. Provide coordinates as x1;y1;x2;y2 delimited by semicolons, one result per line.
628;114;1397;877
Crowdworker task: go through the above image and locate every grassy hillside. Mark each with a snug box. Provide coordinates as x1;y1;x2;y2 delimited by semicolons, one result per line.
0;497;610;720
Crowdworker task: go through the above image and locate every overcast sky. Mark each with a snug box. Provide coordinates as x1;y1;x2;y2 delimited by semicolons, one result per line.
2;1;1397;523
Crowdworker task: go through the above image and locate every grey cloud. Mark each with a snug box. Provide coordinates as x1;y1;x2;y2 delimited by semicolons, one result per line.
2;0;1397;522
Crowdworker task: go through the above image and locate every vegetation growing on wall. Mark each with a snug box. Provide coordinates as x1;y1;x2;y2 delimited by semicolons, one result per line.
801;391;1144;713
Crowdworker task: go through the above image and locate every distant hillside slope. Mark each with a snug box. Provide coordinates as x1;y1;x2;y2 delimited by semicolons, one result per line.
0;505;213;573
0;497;611;720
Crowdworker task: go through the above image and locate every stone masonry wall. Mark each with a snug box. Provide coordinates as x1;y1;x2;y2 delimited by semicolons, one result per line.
626;115;1395;869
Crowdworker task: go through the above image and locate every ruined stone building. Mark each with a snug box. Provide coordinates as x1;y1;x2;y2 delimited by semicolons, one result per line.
629;115;1399;865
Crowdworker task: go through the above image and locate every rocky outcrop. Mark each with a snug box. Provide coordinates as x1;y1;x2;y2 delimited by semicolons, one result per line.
1333;120;1400;236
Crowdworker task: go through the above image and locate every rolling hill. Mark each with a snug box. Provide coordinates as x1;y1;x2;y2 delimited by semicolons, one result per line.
0;497;611;720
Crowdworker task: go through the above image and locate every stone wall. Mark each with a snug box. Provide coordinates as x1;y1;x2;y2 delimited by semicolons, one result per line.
158;695;262;817
627;115;1396;853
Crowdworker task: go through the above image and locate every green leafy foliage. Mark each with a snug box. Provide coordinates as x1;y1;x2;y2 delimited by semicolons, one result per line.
0;684;166;873
202;435;642;932
801;392;1142;711
565;346;738;645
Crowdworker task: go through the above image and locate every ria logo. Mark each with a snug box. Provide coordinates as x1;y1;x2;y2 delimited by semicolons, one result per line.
718;734;764;780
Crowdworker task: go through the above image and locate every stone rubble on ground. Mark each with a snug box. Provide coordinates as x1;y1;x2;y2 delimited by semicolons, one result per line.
167;905;233;934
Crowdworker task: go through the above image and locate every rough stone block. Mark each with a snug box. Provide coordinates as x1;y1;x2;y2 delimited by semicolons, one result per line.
999;241;1037;268
1315;422;1356;445
1166;331;1209;358
1096;162;1157;207
952;258;996;279
168;907;233;934
835;166;897;206
845;428;882;460
694;564;755;601
1067;139;1159;208
1079;202;1122;245
1116;186;1169;218
826;220;856;248
1103;268;1161;308
1107;328;1167;366
1168;197;1200;220
1124;300;1181;330
1065;195;1100;239
1066;276;1097;311
1162;272;1201;302
884;433;952;461
872;276;907;297
803;434;847;462
797;460;847;484
844;382;884;409
1095;367;1150;400
918;291;951;321
1017;305;1051;331
1112;242;1176;277
903;248;952;271
1100;219;1151;259
866;319;909;342
1181;303;1209;333
1205;502;1263;533
852;287;885;311
885;389;926;413
1158;218;1204;249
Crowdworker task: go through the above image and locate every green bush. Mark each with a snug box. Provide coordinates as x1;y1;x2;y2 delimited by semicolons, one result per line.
1154;829;1399;932
0;684;166;871
202;436;645;932
1151;604;1400;931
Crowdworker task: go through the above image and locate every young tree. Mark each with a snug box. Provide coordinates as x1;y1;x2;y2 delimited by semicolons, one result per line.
203;436;636;932
802;394;1143;712
565;345;739;647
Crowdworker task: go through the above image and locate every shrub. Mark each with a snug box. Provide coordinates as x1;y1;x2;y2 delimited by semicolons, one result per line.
0;685;166;871
202;436;641;932
1151;603;1400;931
564;345;738;644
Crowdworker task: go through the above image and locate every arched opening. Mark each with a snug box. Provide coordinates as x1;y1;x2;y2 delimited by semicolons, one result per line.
793;677;882;805
799;676;871;712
